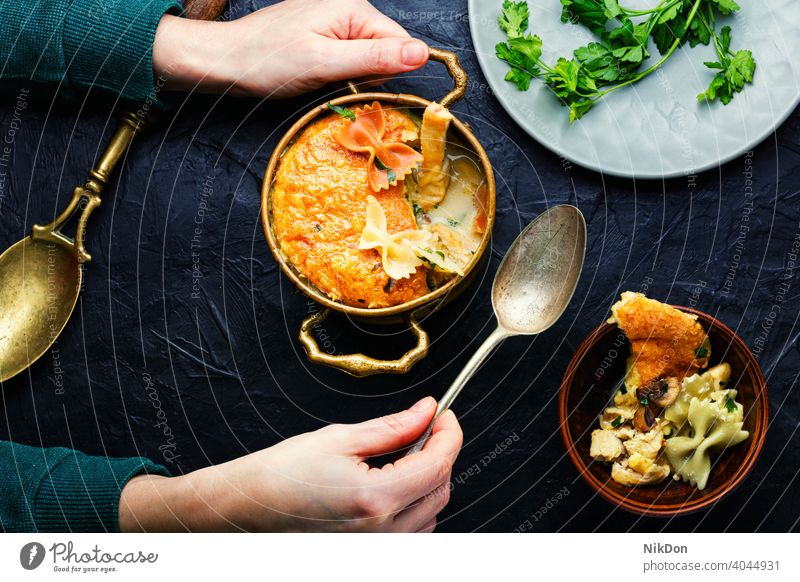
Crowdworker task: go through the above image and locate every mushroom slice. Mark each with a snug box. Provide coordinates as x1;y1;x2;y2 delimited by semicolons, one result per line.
638;377;681;408
633;404;660;433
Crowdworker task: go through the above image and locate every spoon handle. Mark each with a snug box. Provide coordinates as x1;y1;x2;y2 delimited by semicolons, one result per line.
404;326;510;456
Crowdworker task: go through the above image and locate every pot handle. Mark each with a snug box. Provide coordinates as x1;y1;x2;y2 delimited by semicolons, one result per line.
298;309;429;377
347;47;468;108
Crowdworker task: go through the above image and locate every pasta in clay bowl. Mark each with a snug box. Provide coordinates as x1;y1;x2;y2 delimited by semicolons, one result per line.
261;48;495;377
559;293;768;517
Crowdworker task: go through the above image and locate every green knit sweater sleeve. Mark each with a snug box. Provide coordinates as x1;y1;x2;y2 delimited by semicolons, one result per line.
0;440;170;532
0;0;184;103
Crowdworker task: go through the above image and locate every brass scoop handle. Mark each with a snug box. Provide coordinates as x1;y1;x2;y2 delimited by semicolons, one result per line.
32;112;144;263
348;47;468;108
32;0;228;263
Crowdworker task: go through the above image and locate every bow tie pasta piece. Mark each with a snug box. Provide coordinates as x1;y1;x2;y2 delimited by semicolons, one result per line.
333;101;423;192
665;397;749;490
664;363;732;431
359;195;434;280
359;196;468;280
412;102;455;211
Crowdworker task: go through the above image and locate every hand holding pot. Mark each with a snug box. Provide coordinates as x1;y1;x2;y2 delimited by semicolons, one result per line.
153;0;430;97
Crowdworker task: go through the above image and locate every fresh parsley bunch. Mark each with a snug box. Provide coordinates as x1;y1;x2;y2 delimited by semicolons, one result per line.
495;0;756;122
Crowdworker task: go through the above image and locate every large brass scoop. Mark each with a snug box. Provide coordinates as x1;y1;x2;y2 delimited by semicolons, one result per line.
0;0;228;383
406;204;587;453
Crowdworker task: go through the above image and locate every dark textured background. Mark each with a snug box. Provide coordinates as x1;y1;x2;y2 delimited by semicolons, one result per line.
1;0;799;532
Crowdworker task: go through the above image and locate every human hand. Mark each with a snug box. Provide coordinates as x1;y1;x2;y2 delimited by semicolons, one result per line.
119;396;462;532
153;0;430;98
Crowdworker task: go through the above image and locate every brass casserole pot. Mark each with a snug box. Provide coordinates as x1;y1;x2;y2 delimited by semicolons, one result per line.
261;48;496;377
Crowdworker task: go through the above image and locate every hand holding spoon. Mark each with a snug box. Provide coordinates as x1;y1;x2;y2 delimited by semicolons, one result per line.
406;204;587;454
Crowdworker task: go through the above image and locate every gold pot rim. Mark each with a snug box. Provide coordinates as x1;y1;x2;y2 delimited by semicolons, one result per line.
260;91;496;319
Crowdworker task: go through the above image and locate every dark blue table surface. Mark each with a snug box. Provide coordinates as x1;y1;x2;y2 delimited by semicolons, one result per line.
1;0;798;532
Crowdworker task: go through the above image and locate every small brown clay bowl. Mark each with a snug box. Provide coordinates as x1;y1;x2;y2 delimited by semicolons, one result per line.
559;307;768;517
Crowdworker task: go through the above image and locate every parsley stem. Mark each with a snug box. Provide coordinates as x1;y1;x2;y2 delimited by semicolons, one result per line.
620;0;679;17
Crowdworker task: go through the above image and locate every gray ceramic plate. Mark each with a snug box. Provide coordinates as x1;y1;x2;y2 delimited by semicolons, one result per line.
469;0;800;178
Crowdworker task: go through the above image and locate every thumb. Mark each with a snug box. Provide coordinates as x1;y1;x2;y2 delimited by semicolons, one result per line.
343;397;436;458
318;37;429;81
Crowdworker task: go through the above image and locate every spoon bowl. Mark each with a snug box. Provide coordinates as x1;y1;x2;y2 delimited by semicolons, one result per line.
0;237;82;382
493;204;587;334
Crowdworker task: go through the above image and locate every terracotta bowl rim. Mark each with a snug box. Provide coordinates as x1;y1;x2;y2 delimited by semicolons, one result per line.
558;305;769;517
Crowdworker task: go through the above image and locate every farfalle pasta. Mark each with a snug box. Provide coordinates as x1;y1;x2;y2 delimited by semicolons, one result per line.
358;196;433;280
664;397;749;490
333;101;423;192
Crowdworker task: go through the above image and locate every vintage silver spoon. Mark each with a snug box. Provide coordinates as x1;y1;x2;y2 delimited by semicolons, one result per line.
407;204;587;454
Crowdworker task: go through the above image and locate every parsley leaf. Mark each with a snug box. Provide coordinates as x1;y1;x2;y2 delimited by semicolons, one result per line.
695;346;709;358
610;415;624;428
709;0;741;16
496;34;543;91
605;18;650;65
698;49;755;105
326;103;355;121
724;396;737;414
560;0;621;36
374;157;397;184
498;0;529;38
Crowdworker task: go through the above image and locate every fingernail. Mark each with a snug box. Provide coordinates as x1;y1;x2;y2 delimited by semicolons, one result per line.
410;396;434;412
401;41;428;66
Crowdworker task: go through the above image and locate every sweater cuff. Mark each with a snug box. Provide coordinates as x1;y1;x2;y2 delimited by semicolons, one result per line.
62;0;184;106
34;450;171;533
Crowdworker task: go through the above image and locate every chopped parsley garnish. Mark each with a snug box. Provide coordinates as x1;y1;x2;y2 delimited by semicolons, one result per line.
610;415;624;428
326;102;356;121
374;157;397;184
639;396;649;406
412;202;423;219
695;346;709;358
724;396;737;414
447;218;460;227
